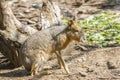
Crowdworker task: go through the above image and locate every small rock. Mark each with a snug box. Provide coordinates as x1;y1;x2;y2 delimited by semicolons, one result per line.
32;3;43;9
21;0;28;2
107;61;117;69
35;24;42;30
114;5;120;10
111;70;120;76
74;45;87;51
18;13;25;17
79;71;87;77
27;20;36;24
86;67;94;72
24;9;31;14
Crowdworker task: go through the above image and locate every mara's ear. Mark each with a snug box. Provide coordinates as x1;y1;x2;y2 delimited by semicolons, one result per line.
72;11;78;22
72;15;77;22
67;13;78;29
67;19;73;29
68;19;73;26
68;15;76;25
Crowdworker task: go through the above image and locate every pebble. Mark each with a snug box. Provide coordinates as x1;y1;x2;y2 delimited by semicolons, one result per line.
32;3;43;9
27;20;36;24
18;13;25;17
24;10;31;14
86;67;94;72
107;61;117;69
79;71;87;77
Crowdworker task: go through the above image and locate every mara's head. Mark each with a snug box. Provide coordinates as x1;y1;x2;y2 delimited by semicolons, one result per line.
67;16;85;42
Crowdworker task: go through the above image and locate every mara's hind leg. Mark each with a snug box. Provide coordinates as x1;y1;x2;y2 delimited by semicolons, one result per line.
31;61;50;76
55;51;69;74
31;61;40;76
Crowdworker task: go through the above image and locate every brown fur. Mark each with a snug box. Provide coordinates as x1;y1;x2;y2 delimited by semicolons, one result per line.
19;17;84;76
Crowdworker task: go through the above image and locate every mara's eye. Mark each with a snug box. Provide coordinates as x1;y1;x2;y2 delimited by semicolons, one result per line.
73;29;78;32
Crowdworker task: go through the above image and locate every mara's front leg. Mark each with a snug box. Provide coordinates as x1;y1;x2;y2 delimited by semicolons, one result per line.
55;51;69;74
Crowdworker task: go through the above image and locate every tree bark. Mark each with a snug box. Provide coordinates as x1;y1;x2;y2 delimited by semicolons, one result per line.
0;0;61;67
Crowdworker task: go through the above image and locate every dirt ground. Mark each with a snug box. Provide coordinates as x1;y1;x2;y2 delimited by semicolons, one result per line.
0;46;120;80
0;0;120;80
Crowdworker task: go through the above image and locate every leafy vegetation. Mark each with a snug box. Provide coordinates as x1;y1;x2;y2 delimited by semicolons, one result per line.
62;11;120;47
79;11;120;47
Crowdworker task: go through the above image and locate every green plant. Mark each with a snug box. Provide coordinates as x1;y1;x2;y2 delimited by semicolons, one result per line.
79;11;120;47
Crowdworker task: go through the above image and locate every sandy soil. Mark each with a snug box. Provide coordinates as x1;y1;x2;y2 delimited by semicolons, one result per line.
0;46;120;80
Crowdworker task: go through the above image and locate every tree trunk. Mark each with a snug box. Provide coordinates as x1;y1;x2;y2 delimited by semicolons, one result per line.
0;0;61;67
